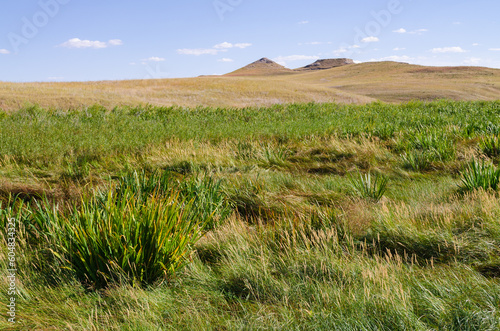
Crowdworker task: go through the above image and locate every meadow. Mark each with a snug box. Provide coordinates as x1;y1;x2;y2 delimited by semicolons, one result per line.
1;100;500;330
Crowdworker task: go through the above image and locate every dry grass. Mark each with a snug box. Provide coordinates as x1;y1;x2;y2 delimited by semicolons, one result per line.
2;61;499;111
293;61;500;102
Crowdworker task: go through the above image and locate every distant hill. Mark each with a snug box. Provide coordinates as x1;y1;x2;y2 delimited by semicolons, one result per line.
226;57;355;76
225;58;294;76
1;60;500;111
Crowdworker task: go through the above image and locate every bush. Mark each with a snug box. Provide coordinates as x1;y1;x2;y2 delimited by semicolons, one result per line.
349;172;388;202
459;160;500;193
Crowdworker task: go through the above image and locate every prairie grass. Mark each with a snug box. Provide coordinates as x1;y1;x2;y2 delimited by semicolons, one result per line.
1;100;500;329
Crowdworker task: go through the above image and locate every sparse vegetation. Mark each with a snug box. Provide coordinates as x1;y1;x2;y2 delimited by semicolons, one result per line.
1;100;500;329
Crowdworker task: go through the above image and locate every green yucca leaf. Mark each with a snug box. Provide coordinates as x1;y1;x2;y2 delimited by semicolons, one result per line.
349;172;389;202
459;160;500;193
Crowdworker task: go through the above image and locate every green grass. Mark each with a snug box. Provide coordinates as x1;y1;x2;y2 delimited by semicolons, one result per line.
459;160;500;193
1;100;500;329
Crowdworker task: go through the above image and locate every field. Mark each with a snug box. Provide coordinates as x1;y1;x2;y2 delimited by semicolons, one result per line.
1;61;500;111
1;100;500;330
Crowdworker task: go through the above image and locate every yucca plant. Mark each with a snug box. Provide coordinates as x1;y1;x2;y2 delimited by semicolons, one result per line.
349;172;389;202
111;170;231;229
480;135;500;158
33;188;208;288
459;160;500;192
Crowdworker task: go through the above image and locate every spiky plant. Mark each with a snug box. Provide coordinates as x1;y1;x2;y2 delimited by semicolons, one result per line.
349;172;389;202
459;160;500;193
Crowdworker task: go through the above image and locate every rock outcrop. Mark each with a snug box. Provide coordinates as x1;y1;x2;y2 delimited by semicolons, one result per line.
295;58;355;71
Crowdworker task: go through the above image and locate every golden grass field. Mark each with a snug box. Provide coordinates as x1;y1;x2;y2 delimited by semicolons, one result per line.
1;61;499;111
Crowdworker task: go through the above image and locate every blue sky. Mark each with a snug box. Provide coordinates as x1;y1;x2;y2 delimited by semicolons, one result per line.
1;0;500;82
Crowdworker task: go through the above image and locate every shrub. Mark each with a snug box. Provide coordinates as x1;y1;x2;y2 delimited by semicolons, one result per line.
349;172;388;202
459;160;500;193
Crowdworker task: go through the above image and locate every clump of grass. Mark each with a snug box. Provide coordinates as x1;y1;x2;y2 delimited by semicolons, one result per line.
349;172;388;202
459;160;500;193
259;143;291;167
178;175;232;230
480;135;500;158
396;129;456;170
32;188;207;289
401;151;432;172
234;141;255;160
111;169;173;201
114;170;231;229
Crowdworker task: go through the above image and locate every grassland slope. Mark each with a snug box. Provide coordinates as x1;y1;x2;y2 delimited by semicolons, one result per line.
1;60;499;111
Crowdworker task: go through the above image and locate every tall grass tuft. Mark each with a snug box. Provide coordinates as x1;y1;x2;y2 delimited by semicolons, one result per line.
112;170;231;229
33;188;208;288
480;135;500;158
459;160;500;193
111;169;173;201
178;175;232;229
401;151;432;172
349;172;388;202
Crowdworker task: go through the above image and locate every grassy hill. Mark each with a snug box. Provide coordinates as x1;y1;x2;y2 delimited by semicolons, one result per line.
1;60;499;111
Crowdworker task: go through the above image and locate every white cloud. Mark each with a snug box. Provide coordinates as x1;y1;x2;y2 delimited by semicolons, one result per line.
302;41;332;46
234;43;252;49
333;48;348;55
472;43;480;46
213;42;233;49
332;44;361;56
393;47;406;51
353;60;362;64
59;38;123;49
273;55;319;66
394;28;428;35
431;46;467;53
48;76;64;80
361;36;379;43
177;48;220;55
298;20;309;24
213;42;252;49
0;49;10;54
144;57;165;62
453;22;461;25
108;39;123;46
178;42;251;56
489;48;500;51
376;55;412;62
218;58;234;62
463;57;482;65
